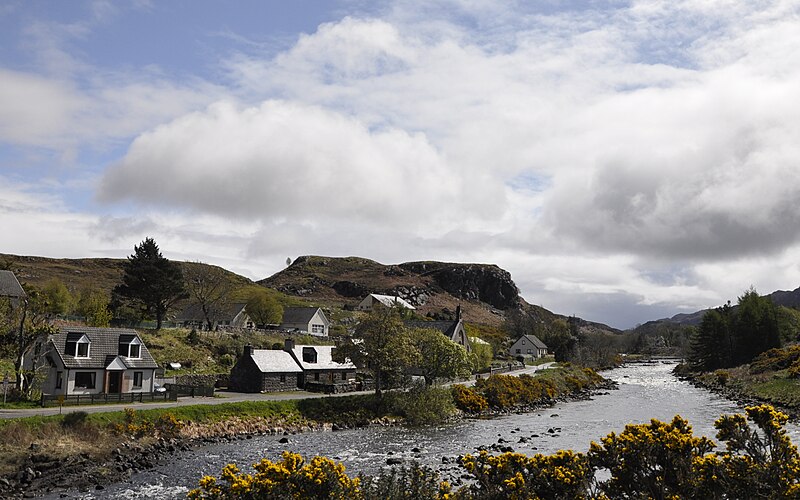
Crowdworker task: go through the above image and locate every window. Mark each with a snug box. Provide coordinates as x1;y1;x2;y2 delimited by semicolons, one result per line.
280;374;286;383
56;371;63;389
119;338;142;358
314;372;320;381
76;341;90;358
129;344;141;359
515;349;521;354
311;324;325;334
527;349;532;354
132;371;142;388
74;372;95;389
302;347;317;363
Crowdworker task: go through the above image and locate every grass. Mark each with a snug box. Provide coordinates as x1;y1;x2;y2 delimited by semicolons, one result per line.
748;372;800;407
527;356;555;366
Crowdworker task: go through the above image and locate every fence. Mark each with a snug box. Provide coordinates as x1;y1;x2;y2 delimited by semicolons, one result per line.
164;384;215;398
41;390;177;407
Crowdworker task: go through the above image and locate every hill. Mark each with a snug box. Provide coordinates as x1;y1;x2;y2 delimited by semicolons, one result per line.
260;255;621;334
0;253;253;298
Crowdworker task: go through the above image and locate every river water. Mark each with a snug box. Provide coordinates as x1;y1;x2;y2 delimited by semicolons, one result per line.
48;361;800;499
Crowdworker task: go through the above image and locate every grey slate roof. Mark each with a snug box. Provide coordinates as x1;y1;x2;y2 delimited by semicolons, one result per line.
176;302;247;322
405;319;459;338
0;270;25;298
250;349;303;373
50;326;158;370
519;334;548;350
281;307;324;325
288;345;356;371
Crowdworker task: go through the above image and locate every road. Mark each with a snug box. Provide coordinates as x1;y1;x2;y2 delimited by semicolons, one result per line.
0;363;555;419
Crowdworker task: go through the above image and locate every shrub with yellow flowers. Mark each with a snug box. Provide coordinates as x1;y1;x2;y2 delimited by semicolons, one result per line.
191;405;800;499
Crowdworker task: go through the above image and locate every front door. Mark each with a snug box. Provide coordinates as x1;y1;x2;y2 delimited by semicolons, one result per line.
108;372;122;394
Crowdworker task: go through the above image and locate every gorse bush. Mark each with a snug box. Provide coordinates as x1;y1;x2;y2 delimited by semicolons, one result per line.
192;405;800;499
451;385;488;413
110;408;183;439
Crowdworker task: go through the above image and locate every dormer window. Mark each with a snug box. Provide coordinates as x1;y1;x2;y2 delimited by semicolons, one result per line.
65;333;91;358
118;336;142;359
302;347;317;364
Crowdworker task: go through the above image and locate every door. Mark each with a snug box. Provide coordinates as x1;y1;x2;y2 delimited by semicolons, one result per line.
108;372;122;394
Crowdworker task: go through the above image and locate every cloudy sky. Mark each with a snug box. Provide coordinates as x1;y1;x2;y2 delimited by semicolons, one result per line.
2;0;800;329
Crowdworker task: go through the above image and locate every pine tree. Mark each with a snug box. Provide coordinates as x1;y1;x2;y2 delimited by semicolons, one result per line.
114;238;186;330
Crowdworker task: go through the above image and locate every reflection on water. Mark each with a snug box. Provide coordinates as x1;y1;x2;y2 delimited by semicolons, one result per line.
51;361;800;499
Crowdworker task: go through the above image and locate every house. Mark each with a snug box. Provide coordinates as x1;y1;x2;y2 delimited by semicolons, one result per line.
405;305;471;352
509;334;549;359
0;270;26;308
284;339;356;390
176;302;253;330
229;340;357;393
357;294;416;312
229;345;302;393
39;326;159;396
280;307;330;336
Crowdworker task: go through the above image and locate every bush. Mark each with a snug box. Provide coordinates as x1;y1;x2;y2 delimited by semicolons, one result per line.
388;385;456;426
190;405;800;499
61;411;88;429
750;345;800;374
451;385;488;413
188;451;360;499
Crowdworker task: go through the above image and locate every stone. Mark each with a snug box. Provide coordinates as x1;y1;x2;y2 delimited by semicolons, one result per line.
386;458;403;465
279;437;290;444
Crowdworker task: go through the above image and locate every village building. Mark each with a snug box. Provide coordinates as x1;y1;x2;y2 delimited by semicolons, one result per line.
357;293;415;312
229;340;357;393
284;339;356;390
0;270;26;308
229;346;302;393
509;334;549;359
39;326;159;396
279;307;330;336
175;302;253;330
405;305;471;352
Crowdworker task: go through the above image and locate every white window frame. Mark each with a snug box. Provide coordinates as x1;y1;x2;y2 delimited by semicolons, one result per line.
76;341;90;358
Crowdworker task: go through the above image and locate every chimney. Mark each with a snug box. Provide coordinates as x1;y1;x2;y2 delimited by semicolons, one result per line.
284;338;295;351
456;305;462;321
244;345;254;356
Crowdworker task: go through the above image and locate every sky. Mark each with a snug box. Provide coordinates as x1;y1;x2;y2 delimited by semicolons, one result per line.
2;0;800;329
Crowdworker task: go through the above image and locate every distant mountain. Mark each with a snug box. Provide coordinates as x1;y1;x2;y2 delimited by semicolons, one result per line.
634;285;800;331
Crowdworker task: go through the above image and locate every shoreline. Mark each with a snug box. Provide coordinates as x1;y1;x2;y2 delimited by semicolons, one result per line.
2;378;616;498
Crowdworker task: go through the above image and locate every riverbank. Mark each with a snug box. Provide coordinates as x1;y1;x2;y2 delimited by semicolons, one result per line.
0;365;609;498
674;360;800;419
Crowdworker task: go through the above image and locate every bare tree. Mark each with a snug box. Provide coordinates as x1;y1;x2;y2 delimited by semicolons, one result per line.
183;262;233;331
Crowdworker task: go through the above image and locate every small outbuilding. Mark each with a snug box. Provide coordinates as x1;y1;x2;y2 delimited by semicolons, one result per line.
284;339;356;390
229;345;302;393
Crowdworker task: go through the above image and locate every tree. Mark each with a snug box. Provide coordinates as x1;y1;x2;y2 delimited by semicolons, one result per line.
732;288;780;365
11;285;54;396
114;237;186;330
689;304;733;371
246;288;284;327
184;262;234;331
41;279;74;316
333;307;420;397
409;327;472;385
75;287;112;327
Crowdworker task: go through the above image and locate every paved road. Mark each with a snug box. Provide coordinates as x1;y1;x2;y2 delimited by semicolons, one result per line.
0;363;556;419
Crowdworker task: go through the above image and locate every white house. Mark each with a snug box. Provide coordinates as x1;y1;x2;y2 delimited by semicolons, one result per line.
357;294;415;312
509;334;549;359
39;326;159;396
280;307;330;336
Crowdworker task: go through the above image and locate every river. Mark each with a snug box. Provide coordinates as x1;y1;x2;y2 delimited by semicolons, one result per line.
45;361;800;499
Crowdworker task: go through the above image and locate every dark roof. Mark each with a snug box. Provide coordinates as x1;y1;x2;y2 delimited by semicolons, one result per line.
281;307;323;325
176;302;247;322
50;326;158;370
520;334;548;350
405;319;459;338
0;270;25;298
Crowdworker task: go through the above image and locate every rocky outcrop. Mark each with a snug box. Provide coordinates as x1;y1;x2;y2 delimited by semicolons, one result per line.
399;262;520;310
